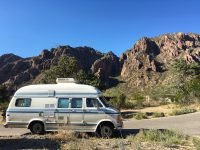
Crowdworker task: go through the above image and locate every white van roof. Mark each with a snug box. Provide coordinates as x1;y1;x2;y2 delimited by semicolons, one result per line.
14;83;102;98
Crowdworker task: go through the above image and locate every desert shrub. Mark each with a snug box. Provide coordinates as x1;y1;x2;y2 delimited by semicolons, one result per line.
131;93;145;108
193;137;200;150
170;107;197;116
128;129;187;147
124;100;137;109
0;85;9;103
134;113;148;120
107;89;126;110
152;112;165;118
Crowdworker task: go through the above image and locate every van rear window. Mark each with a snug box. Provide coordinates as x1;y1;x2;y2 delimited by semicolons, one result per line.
15;98;31;107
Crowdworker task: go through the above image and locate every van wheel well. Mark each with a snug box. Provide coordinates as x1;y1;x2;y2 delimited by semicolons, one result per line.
28;121;44;129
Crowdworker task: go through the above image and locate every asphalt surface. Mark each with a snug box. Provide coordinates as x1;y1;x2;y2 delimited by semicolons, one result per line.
1;112;200;137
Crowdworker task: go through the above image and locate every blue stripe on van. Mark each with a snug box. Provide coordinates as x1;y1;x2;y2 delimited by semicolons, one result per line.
46;122;97;126
7;110;119;115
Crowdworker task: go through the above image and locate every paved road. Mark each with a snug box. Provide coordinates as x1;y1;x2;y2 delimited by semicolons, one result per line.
0;124;29;136
123;112;200;136
1;112;200;136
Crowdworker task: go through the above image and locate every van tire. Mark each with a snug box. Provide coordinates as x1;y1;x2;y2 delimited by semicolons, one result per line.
97;123;114;138
30;122;44;134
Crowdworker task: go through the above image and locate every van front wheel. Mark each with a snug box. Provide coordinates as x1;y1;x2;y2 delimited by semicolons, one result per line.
30;122;44;134
99;125;113;138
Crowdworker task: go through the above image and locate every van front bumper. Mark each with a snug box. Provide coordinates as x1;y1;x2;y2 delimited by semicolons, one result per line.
116;122;123;129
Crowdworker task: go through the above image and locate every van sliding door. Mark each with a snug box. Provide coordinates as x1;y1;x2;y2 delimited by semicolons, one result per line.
69;98;84;131
55;98;70;130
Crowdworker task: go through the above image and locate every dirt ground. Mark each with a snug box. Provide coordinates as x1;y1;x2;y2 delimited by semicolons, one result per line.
0;133;195;150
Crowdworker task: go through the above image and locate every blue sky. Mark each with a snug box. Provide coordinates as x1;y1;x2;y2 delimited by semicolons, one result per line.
0;0;199;57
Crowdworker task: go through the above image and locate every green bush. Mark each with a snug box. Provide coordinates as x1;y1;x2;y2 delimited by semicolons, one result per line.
134;113;148;120
193;137;200;150
128;129;187;147
152;112;165;118
170;107;197;116
131;93;145;108
106;89;126;110
124;101;137;109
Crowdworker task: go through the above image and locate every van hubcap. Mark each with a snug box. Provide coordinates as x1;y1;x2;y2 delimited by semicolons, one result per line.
32;123;43;134
101;126;112;137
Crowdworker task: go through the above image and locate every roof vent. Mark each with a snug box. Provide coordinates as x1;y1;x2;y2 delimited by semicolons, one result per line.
56;78;77;84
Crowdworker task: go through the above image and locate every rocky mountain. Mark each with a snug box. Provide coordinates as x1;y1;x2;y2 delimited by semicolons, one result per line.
0;32;200;93
0;45;120;92
120;32;200;89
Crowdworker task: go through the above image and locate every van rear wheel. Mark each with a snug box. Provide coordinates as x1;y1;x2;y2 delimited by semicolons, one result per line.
30;122;44;134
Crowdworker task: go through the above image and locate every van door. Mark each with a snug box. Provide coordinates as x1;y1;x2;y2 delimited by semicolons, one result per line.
83;98;105;131
69;98;84;131
55;98;70;130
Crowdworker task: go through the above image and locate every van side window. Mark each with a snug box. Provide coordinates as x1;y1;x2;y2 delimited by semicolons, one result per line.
71;98;82;108
86;98;102;108
15;98;31;107
58;98;69;108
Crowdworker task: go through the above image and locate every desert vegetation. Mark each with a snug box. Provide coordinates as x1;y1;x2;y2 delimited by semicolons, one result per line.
0;129;196;149
0;85;9;110
169;107;197;116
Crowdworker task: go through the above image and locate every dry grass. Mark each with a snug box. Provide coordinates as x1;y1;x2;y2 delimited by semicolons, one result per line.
49;130;77;142
0;130;196;150
43;129;195;150
0;112;3;124
133;104;176;114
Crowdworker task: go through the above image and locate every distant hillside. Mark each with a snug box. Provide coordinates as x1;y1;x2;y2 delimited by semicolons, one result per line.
0;32;200;94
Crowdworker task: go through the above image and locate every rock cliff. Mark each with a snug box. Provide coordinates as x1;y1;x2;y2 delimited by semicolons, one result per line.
0;46;119;91
1;32;200;92
121;32;200;88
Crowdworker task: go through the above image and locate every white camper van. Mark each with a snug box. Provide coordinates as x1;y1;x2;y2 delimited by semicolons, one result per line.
4;78;123;137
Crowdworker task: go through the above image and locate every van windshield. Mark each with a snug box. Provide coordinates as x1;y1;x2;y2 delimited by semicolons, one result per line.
99;96;109;107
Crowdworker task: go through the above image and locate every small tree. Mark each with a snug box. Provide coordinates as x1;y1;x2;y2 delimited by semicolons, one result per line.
42;55;78;83
0;85;8;103
108;90;126;110
42;55;101;88
170;59;200;104
76;70;101;88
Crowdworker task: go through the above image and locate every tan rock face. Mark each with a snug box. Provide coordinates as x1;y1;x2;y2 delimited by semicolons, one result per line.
0;46;104;90
120;32;200;88
0;45;122;92
91;51;120;79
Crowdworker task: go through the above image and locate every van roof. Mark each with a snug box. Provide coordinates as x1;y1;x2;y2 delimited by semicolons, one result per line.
14;83;102;98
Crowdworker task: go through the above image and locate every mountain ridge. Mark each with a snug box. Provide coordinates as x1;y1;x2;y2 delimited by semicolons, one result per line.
1;32;200;93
